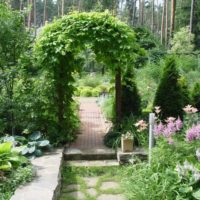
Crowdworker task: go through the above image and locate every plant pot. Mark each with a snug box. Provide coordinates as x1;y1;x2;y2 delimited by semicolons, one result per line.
121;137;134;152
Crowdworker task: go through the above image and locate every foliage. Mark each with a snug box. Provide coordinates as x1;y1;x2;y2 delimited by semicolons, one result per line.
34;11;141;142
170;27;195;54
0;142;28;172
0;165;33;200
104;115;148;148
121;67;141;118
0;4;30;134
1;131;51;159
121;112;200;200
154;56;187;119
192;83;200;112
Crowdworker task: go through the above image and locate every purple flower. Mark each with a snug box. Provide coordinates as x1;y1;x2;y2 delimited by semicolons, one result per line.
167;121;177;133
175;117;183;131
154;122;164;136
186;124;200;142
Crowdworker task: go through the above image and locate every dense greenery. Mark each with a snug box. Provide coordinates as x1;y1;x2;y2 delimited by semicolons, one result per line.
154;56;187;119
34;11;141;143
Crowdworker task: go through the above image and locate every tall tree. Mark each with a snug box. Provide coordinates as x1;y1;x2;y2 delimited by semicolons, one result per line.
165;0;168;46
161;0;166;44
151;0;155;32
43;0;47;24
170;0;176;38
28;0;33;28
189;0;194;33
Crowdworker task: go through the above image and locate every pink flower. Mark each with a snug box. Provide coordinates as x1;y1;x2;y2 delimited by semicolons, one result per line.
183;105;198;114
154;106;161;114
135;120;148;132
154;122;164;136
175;117;183;131
186;124;200;142
165;117;176;123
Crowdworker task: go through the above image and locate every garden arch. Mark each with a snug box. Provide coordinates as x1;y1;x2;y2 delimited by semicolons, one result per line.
34;12;141;137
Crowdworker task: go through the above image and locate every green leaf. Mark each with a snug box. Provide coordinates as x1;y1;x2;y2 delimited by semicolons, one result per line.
38;140;49;147
0;161;12;171
28;146;36;154
0;142;12;154
193;189;200;200
29;131;41;141
35;149;43;157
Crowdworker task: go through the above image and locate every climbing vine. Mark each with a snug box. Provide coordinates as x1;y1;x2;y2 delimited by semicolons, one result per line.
34;12;142;142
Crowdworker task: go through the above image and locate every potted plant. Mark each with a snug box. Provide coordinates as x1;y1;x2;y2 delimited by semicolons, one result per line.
121;132;134;152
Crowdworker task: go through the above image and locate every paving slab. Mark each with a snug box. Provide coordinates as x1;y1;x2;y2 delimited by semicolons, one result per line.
100;181;120;190
65;191;85;199
83;177;99;187
97;194;125;200
64;184;81;191
87;188;97;197
11;149;63;200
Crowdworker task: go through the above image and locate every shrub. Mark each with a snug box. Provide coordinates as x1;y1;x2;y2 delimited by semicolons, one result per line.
80;87;93;97
154;56;186;119
121;67;141;118
191;83;200;112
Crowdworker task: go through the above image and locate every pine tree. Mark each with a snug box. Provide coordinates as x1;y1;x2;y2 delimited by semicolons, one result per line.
191;82;200;112
121;67;141;118
154;56;185;119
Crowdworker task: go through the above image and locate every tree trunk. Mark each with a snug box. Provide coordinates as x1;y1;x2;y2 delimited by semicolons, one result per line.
161;0;166;44
151;0;155;32
61;0;64;16
57;0;60;17
165;0;168;47
141;0;144;25
28;0;32;29
33;0;36;36
115;68;122;123
170;0;176;38
132;0;137;26
156;0;159;33
189;0;194;33
43;0;47;25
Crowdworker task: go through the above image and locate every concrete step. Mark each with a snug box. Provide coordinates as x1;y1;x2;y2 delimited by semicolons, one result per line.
66;160;119;167
63;147;116;161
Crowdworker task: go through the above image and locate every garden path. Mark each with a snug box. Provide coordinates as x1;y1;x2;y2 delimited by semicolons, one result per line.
64;97;115;160
71;97;111;150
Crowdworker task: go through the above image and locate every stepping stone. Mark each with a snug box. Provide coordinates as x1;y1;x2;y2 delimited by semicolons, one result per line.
65;191;85;200
97;194;125;200
87;188;97;197
83;177;98;187
65;184;80;191
100;181;120;190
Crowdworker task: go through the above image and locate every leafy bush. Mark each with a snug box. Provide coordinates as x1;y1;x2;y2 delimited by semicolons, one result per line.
1;131;51;159
192;83;200;112
104;116;148;148
154;56;187;119
121;67;141;118
0;142;28;171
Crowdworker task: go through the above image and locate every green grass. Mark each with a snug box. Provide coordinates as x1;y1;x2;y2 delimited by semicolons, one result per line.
59;165;125;200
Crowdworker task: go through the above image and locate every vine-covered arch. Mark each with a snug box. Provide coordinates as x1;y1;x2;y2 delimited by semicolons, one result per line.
34;12;141;139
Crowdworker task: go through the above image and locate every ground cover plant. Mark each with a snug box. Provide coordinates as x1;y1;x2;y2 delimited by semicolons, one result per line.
0;142;33;200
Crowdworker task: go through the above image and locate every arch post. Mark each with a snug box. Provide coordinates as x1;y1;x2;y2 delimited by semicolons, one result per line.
115;67;122;123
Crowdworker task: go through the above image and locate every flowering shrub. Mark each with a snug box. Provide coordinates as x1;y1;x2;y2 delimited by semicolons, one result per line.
186;124;200;142
134;120;148;132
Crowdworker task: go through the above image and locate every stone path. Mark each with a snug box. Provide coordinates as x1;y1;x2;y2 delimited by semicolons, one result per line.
60;175;125;200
